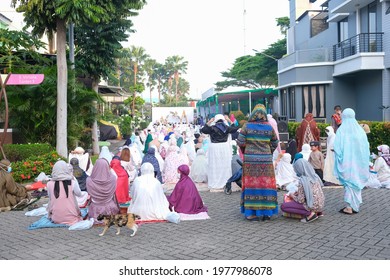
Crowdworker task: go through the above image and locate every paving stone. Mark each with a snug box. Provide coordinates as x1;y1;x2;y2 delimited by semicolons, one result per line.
1;188;390;260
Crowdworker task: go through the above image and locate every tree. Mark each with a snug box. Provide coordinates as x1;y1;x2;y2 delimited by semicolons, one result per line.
165;55;188;106
0;29;48;73
215;17;288;91
11;0;146;157
152;62;168;103
128;46;149;115
143;58;158;105
74;2;145;153
160;77;190;107
276;16;290;37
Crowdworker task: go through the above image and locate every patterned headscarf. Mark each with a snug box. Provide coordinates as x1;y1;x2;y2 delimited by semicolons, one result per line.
293;159;322;208
248;104;268;122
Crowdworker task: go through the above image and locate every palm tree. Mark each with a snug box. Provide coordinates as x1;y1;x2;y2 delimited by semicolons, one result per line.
144;58;157;105
153;63;167;104
129;46;149;115
165;55;188;106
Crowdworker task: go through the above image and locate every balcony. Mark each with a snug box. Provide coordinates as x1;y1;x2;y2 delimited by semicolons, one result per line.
331;0;375;13
332;33;384;61
278;48;332;72
332;33;384;76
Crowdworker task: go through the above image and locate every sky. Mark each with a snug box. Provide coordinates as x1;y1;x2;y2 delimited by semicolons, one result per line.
124;0;290;99
1;0;290;100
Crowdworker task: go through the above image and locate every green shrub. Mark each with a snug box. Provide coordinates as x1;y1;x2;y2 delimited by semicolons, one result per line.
1;143;54;162
10;151;66;183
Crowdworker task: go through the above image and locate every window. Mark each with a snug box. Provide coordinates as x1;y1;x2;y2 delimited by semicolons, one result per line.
338;18;348;42
302;85;326;118
368;2;377;33
280;89;288;117
311;11;328;37
288;87;296;119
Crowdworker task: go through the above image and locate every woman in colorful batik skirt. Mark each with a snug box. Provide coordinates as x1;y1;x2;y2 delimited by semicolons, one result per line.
236;104;279;221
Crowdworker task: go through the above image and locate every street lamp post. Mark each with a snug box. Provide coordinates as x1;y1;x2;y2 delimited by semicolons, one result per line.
252;49;278;61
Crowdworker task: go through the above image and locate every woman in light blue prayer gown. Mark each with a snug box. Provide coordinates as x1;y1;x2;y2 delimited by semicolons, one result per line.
333;108;370;214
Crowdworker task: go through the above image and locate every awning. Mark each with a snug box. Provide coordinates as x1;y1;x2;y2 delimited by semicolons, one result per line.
197;87;277;107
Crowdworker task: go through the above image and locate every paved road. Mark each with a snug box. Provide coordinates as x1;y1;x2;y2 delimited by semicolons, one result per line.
0;186;389;260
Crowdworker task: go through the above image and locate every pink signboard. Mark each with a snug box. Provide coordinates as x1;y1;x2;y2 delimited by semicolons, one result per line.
5;74;44;85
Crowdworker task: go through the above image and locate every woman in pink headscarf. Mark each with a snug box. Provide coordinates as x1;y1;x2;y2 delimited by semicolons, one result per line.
230;113;239;126
267;114;281;155
168;165;208;214
87;159;120;223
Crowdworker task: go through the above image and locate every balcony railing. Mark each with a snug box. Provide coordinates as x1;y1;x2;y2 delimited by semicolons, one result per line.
332;32;384;61
278;48;332;71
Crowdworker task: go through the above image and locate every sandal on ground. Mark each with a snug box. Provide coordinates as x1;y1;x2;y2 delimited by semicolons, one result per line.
339;207;358;214
262;216;271;221
300;213;318;223
245;216;260;221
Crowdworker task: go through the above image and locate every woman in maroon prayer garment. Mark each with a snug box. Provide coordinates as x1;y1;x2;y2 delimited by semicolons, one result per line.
167;165;208;214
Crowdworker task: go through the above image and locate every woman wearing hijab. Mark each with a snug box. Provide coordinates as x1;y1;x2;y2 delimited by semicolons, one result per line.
46;160;83;225
267;114;282;157
128;162;171;220
0;160;31;210
168;165;208;214
163;145;182;184
86;159;119;223
143;132;153;154
373;144;390;188
141;147;163;183
275;153;299;189
120;146;138;182
281;159;325;222
200;113;239;191
295;113;320;152
110;158;130;204
286;138;298;163
150;144;165;173
99;146;112;164
334;108;370;214
230;113;239;127
300;143;311;161
178;146;190;166
323;126;340;185
68;146;93;175
237;104;279;221
69;158;88;191
190;149;208;183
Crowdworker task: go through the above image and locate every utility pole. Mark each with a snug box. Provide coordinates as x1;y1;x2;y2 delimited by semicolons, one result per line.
243;0;247;55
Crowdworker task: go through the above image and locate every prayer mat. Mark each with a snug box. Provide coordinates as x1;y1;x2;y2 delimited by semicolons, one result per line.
179;212;210;221
135;219;167;225
27;208;88;230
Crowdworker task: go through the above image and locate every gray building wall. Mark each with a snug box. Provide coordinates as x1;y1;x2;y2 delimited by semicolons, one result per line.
355;71;382;121
382;1;390;121
280;0;388;122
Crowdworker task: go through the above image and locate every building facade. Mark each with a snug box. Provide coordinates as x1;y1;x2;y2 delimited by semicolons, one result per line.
277;0;390;122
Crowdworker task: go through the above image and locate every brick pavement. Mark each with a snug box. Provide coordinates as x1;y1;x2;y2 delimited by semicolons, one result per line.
0;187;389;260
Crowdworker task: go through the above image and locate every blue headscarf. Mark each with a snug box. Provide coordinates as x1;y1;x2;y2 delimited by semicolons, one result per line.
293;152;303;163
333;108;369;190
141;147;163;183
